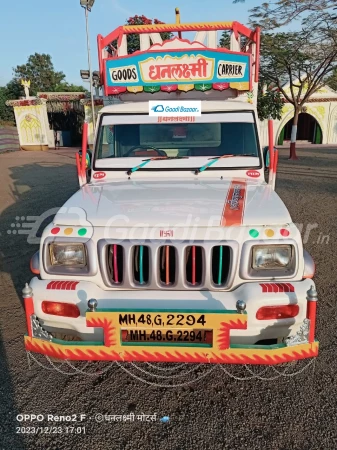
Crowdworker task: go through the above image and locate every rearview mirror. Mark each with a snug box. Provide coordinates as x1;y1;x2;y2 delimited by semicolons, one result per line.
263;146;276;169
79;149;91;169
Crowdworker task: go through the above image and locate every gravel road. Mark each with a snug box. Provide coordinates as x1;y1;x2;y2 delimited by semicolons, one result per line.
0;147;336;450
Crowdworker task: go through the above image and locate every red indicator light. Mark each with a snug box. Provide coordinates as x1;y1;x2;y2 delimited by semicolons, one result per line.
51;227;60;235
42;301;80;318
280;229;290;237
256;304;299;320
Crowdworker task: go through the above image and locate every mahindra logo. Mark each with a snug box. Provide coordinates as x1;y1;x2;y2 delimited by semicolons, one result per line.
246;170;260;178
160;230;174;238
93;172;106;179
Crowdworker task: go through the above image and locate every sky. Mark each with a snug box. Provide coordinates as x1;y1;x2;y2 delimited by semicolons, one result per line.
0;0;260;88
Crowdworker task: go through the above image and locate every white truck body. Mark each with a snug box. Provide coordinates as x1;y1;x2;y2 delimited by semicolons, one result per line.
24;18;318;364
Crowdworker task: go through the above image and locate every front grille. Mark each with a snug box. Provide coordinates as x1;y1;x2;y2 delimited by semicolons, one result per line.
185;246;203;286
211;245;231;287
99;240;234;290
133;245;150;285
159;245;176;286
106;244;124;284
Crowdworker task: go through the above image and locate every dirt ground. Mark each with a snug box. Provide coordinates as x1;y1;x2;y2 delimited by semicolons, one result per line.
0;147;336;449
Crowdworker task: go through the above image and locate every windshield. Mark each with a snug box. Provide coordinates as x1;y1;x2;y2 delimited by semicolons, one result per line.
95;112;260;168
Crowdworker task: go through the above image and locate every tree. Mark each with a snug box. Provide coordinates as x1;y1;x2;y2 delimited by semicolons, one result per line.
111;15;174;54
218;32;284;121
249;0;337;30
10;53;66;97
260;30;337;159
5;53;87;100
327;69;337;91
257;83;284;121
0;87;15;123
54;82;87;93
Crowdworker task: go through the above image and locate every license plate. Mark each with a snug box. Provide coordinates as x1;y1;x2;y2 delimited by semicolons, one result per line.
118;312;207;328
121;329;213;345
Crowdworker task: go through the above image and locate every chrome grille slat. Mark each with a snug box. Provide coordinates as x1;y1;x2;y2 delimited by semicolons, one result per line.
98;240;237;290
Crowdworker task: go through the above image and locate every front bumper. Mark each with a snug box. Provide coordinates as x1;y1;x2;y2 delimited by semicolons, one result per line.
23;278;319;365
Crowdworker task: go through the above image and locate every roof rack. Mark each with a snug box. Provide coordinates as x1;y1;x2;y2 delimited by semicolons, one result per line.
97;9;260;103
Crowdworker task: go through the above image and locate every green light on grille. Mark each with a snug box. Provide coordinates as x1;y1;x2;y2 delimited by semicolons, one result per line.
78;228;87;236
249;229;259;238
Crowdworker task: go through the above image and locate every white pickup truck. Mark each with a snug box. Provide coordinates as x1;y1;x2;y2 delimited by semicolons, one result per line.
24;17;318;365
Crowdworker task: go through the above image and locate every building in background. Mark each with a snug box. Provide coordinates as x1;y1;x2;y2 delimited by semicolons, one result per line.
259;84;337;146
6;92;88;150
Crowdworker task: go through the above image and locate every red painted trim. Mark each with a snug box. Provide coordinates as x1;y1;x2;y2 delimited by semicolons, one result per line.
105;84;127;96
285;283;295;292
87;317;116;347
254;27;260;83
24;296;34;337
25;337;318;364
233;21;256;41
212;82;229;91
104;43;252;62
116;21;257;41
303;274;314;279
46;281;79;291
161;84;178;92
123;23;236;35
220;179;247;227
217;319;247;350
273;149;279;175
81;122;88;178
97;34;107;96
101;25;124;49
249;54;253;92
268;120;275;182
259;283;295;293
306;300;317;343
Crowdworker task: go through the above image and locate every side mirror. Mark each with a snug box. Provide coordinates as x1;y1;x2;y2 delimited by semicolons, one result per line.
79;148;92;169
263;146;270;169
78;148;92;182
76;122;89;187
263;145;279;189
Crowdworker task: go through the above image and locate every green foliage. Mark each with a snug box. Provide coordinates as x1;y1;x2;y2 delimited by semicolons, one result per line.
218;31;283;120
327;69;337;92
249;0;337;29
54;82;87;93
0;86;15;122
4;53;87;103
257;86;284;121
112;15;174;54
218;31;230;48
218;30;248;50
12;53;66;96
259;31;337;106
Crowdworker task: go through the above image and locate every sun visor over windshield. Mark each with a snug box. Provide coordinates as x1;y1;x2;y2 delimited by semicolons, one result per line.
140;123;221;148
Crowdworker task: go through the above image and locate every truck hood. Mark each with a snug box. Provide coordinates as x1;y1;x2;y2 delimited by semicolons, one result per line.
54;179;291;228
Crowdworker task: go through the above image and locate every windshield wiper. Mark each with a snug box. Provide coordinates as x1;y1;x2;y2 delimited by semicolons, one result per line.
127;156;189;175
195;154;257;174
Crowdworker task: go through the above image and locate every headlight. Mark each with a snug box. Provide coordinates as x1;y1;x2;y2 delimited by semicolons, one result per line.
252;245;293;270
49;243;86;267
